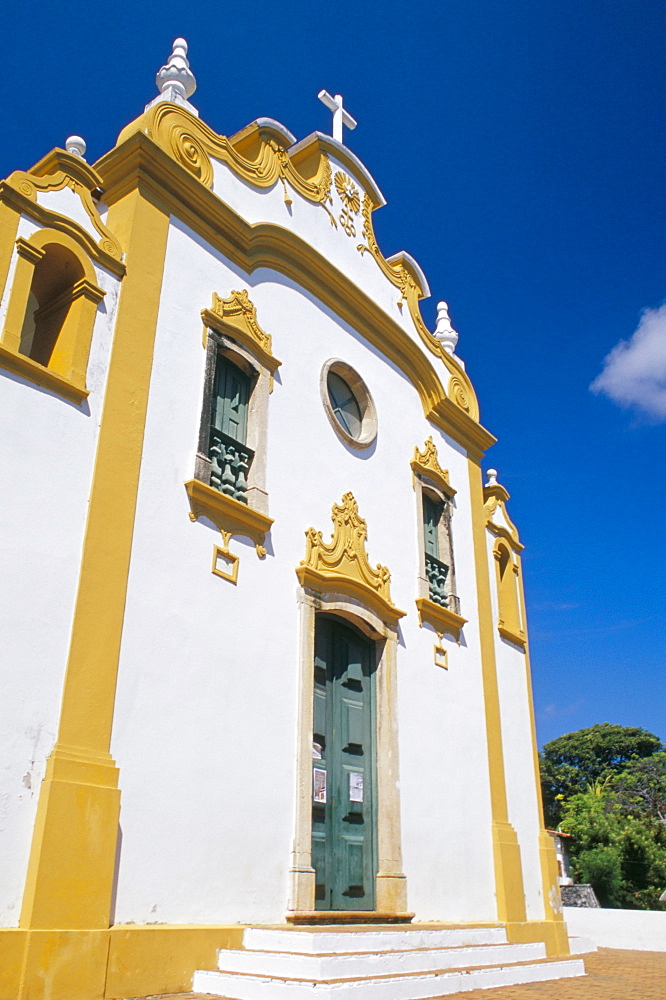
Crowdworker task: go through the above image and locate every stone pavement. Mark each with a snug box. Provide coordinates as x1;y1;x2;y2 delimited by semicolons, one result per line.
131;947;666;1000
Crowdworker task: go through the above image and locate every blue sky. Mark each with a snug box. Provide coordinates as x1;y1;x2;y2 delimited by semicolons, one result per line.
4;2;664;747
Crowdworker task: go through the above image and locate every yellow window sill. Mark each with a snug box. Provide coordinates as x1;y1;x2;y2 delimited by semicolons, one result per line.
498;623;527;649
0;344;88;404
415;597;467;641
184;478;273;558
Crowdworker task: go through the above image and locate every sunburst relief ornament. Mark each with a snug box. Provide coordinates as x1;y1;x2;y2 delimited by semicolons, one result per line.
334;171;360;213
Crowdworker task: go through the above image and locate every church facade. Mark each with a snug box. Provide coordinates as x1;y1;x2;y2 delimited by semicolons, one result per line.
0;40;570;1000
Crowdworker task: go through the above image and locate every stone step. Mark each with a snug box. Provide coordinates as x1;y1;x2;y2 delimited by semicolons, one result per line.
193;956;586;1000
243;925;508;954
213;941;546;979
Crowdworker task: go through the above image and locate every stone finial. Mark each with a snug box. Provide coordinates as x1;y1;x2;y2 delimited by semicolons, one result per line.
65;136;86;159
146;38;199;115
156;38;196;99
485;469;498;488
433;301;459;355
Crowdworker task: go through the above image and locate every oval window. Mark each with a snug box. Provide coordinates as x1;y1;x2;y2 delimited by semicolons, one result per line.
320;360;377;449
327;371;362;439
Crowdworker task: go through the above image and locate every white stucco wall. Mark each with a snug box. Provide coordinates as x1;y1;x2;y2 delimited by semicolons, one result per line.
1;131;549;932
208;145;433;358
0;216;120;925
564;906;666;951
110;206;498;925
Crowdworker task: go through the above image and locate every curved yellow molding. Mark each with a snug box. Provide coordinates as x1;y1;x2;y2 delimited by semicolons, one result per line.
356;192;479;421
95;132;495;458
202;289;281;374
5;148;123;263
117;103;337;226
411;437;455;497
296;493;405;626
483;480;523;552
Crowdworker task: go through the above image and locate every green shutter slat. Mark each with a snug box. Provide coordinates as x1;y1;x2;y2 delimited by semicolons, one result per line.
212;355;250;444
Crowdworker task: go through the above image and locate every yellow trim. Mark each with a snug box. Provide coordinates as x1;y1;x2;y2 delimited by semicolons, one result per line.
19;186;170;932
0;182;125;278
95;131;496;459
415;597;467;641
483;480;523;551
1;925;246;1000
0;228;105;401
356;191;480;421
467;457;527;924
0;344;89;402
202;288;281;374
504;919;570;958
434;644;448;669
516;548;569;948
185;478;273;557
0;200;20;304
411;437;456;497
493;540;527;646
297;493;406;626
498;622;527;647
116;102;336;223
211;544;240;583
6;147;123;262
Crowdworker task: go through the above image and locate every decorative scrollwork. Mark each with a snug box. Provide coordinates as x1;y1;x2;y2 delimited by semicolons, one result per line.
146;104;337;226
334;171;360;237
448;376;471;413
297;493;405;624
169;126;213;187
411;437;455;496
5;160;123;263
17;179;36;198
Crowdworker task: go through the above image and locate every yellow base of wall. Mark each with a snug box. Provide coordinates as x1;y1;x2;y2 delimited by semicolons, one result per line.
0;924;245;1000
505;917;570;957
0;916;569;999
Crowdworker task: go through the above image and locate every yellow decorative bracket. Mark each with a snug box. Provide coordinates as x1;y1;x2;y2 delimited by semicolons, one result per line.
411;437;456;497
415;597;467;642
201;289;281;373
296;492;405;627
185;479;273;558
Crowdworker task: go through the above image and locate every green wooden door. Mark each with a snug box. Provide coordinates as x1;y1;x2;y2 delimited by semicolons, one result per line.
312;616;376;910
212;355;250;443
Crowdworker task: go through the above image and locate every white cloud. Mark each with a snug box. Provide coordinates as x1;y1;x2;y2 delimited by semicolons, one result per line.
590;303;666;421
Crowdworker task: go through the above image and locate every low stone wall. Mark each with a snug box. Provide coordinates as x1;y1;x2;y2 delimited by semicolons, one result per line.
561;884;599;907
564;906;666;952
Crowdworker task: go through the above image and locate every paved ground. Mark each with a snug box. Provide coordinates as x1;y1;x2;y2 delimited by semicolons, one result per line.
131;948;666;999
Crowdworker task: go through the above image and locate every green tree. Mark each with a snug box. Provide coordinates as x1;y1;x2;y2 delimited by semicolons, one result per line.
611;751;666;826
540;723;663;827
560;782;666;910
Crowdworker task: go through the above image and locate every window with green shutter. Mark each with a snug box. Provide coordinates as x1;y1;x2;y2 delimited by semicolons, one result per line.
208;354;255;503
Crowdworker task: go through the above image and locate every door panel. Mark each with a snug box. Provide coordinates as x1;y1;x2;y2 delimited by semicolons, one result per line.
312;616;376;910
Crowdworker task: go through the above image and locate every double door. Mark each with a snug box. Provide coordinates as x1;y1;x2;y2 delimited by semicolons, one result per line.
311;616;377;910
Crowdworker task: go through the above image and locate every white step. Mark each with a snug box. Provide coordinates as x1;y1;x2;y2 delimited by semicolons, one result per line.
193;957;586;1000
243;925;508;954
213;941;546;979
568;934;598;954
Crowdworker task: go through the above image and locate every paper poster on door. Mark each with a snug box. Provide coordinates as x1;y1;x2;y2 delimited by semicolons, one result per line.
349;771;364;802
313;768;327;803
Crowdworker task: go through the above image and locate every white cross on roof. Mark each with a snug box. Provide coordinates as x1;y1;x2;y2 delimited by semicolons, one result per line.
318;90;357;145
